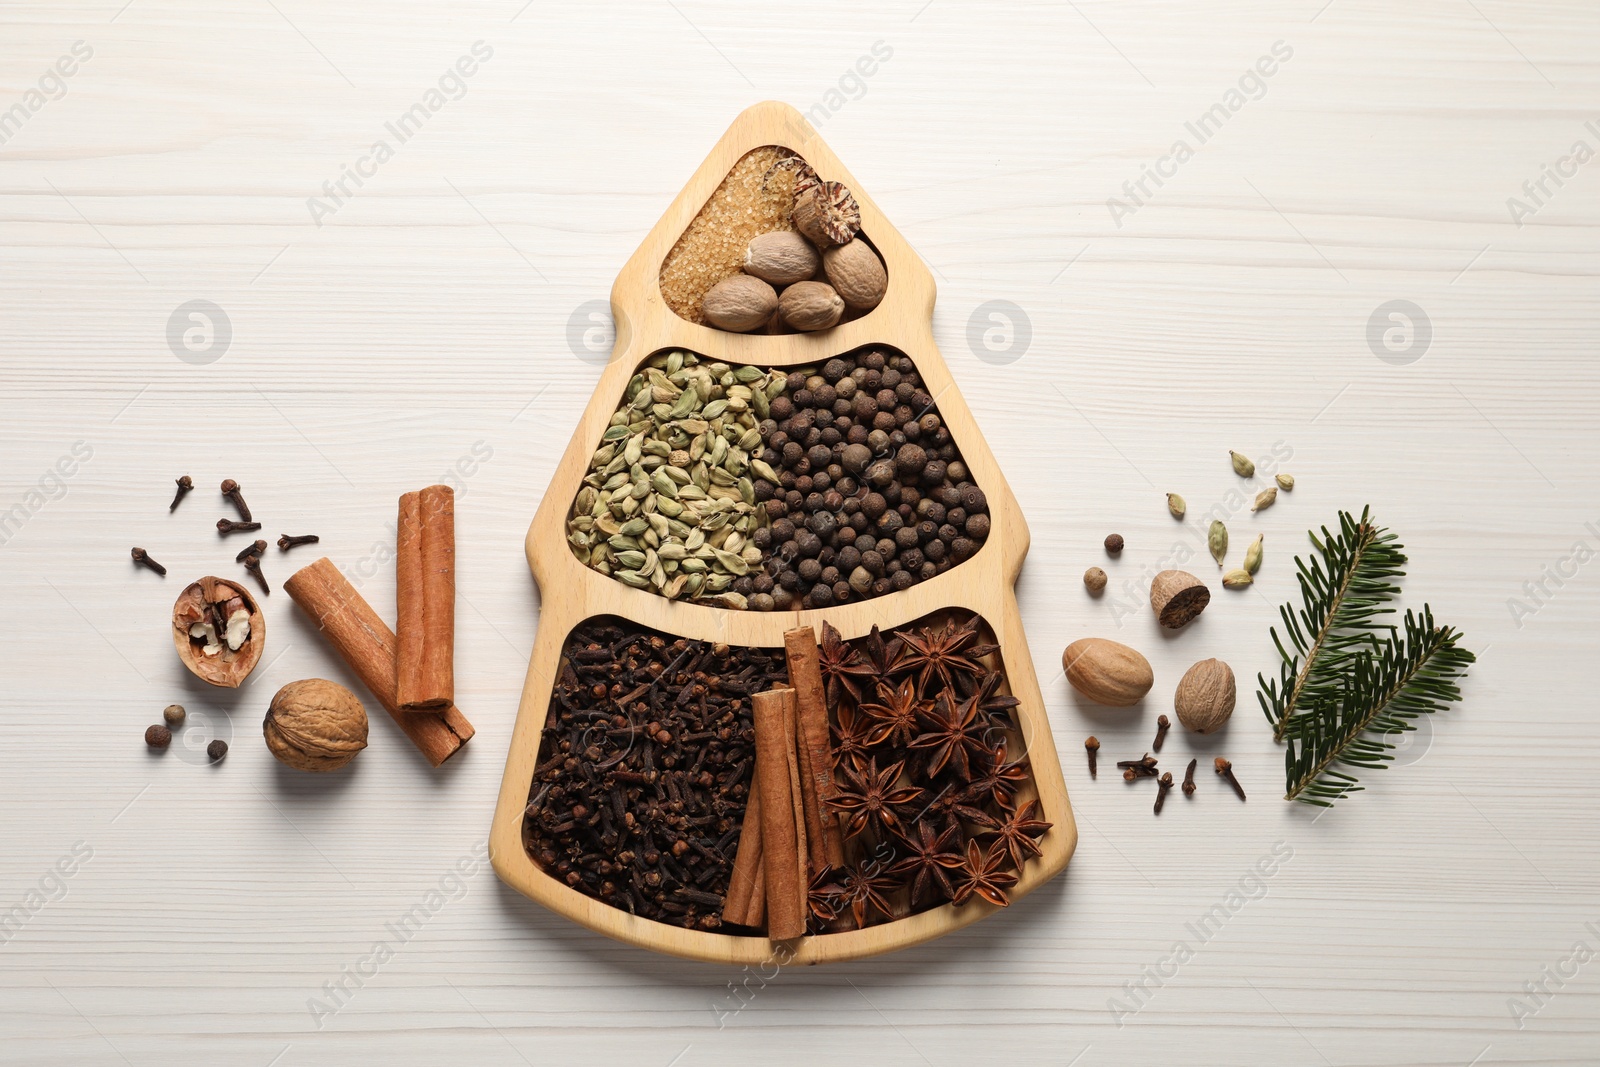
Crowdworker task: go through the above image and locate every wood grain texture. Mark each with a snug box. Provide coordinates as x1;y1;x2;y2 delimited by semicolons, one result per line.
1;1;1597;1064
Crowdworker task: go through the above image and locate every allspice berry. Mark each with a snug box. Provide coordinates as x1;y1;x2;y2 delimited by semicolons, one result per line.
1174;659;1236;733
163;704;186;727
145;724;171;749
207;739;229;762
1084;566;1108;595
1149;570;1211;628
1104;533;1124;555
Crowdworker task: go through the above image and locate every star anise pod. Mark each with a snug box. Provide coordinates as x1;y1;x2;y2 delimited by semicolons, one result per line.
806;865;846;933
827;758;923;839
960;745;1031;808
952;839;1019;908
893;614;999;697
858;624;904;688
916;780;996;835
830;701;877;774
910;692;991;780
859;676;927;750
889;821;965;907
817;621;878;709
836;860;899;928
971;670;1022;732
978;797;1053;870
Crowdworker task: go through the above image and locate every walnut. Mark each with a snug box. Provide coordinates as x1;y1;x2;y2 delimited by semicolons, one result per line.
263;678;369;772
172;576;264;688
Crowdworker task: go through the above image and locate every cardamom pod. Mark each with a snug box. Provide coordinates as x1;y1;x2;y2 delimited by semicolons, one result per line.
1252;487;1277;512
1208;520;1228;568
1167;493;1186;519
1276;473;1295;491
1243;534;1263;575
1222;568;1253;588
1230;450;1255;478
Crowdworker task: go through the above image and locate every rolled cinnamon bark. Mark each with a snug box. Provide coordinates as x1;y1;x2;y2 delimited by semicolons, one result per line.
396;485;455;711
752;687;806;940
785;627;846;870
285;557;473;767
721;783;766;928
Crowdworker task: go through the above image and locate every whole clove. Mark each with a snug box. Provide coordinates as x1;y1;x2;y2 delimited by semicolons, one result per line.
1084;735;1100;777
242;554;269;595
131;547;166;576
235;539;268;564
278;534;320;552
1153;714;1170;752
1215;757;1246;801
1182;758;1197;796
216;518;262;536
169;475;193;511
1155;772;1174;814
1116;753;1160;779
220;479;252;522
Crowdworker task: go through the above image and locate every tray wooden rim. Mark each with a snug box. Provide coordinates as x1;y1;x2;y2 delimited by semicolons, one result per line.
490;101;1076;965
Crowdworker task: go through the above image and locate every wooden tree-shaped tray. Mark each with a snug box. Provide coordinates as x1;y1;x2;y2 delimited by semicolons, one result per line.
490;101;1076;964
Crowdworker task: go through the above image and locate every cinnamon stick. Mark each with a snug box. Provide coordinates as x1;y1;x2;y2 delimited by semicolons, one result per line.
752;687;806;940
284;557;473;767
784;627;846;870
396;485;455;711
721;781;765;928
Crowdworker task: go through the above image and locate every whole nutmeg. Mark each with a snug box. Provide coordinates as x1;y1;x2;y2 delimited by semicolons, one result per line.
145;724;172;749
778;281;845;332
1062;637;1154;706
1174;658;1236;733
263;678;369;772
1149;569;1211;629
1083;566;1107;595
743;230;820;286
702;274;778;332
821;238;887;310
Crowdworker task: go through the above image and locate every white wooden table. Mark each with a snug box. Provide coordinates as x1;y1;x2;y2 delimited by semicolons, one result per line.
2;2;1596;1064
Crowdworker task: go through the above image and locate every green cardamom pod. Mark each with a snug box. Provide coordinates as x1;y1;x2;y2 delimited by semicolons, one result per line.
1252;486;1277;512
1222;568;1253;588
1276;473;1295;491
1209;520;1228;568
1244;534;1263;575
1167;493;1186;519
1230;450;1256;478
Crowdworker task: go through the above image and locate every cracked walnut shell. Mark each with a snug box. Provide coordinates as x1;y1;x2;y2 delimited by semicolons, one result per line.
264;678;369;772
172;576;264;688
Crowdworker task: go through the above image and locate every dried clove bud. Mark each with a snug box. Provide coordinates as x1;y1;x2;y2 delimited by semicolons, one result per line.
217;518;262;536
1215;757;1246;801
1117;753;1160;778
169;475;194;511
131;547;167;576
1153;714;1171;752
1182;758;1197;796
1155;772;1174;814
242;554;269;596
1085;735;1100;777
278;534;320;552
235;539;268;564
220;479;252;522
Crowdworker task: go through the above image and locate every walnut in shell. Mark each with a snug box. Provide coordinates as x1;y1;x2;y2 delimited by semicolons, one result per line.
264;678;369;772
172;576;264;688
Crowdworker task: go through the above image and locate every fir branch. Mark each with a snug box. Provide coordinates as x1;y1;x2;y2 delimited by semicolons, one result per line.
1282;608;1475;806
1258;507;1407;741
